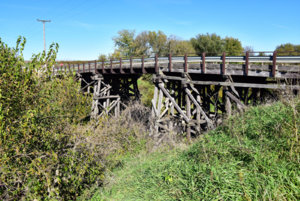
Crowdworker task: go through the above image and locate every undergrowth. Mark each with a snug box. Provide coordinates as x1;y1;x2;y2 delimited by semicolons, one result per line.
92;99;300;200
0;38;100;200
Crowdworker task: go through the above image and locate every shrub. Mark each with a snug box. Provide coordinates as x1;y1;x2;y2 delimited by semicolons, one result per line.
0;37;104;200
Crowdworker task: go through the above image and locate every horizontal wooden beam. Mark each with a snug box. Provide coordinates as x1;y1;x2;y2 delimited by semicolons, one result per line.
161;75;300;89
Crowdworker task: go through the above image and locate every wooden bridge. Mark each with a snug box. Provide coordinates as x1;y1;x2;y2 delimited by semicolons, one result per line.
54;52;300;139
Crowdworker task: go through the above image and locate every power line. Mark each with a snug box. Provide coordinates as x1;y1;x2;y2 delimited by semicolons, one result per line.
37;19;51;53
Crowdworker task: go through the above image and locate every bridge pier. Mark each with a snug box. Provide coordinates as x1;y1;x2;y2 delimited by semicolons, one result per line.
90;74;141;118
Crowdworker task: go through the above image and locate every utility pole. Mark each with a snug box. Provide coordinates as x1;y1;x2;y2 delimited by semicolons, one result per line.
37;19;51;53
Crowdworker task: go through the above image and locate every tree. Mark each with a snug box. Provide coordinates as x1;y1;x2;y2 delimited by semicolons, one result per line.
147;30;168;56
167;36;196;56
191;33;225;56
98;54;107;61
113;29;136;57
275;43;300;56
243;46;255;56
134;31;151;57
224;37;243;56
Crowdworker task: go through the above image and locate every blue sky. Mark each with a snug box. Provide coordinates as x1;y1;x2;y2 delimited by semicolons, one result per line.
1;0;299;60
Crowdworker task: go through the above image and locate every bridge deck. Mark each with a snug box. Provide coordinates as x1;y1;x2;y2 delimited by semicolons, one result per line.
55;55;300;79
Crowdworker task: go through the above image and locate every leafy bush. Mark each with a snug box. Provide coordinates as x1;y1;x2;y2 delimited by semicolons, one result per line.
0;37;104;200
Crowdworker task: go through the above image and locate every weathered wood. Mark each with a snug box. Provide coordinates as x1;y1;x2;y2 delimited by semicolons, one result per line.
158;83;189;122
184;88;214;127
225;91;246;109
185;87;191;141
160;76;300;90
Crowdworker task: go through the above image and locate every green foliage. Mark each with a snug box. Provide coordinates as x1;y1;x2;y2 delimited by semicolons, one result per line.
276;43;300;56
138;75;155;107
98;54;107;61
111;30;195;58
224;37;243;56
93;100;300;200
167;36;196;56
0;37;104;200
113;30;136;57
147;30;168;56
191;33;245;56
191;33;225;56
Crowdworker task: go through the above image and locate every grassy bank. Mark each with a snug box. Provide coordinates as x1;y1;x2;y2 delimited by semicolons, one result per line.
92;99;300;200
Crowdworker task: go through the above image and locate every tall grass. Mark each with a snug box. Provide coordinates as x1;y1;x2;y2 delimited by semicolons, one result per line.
92;99;300;200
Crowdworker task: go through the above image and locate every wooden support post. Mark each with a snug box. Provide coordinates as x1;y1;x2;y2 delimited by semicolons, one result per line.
83;63;85;72
185;86;191;141
272;51;277;77
78;63;80;73
224;88;232;117
225;90;245;110
158;83;189;122
88;62;91;72
222;52;226;75
152;82;159;117
185;88;213;127
68;63;71;73
202;52;206;74
157;85;164;117
196;95;201;133
245;51;249;76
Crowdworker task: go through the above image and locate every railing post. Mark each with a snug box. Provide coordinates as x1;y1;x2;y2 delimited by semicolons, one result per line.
222;52;226;75
155;54;159;75
94;60;97;74
83;62;85;73
245;51;249;76
102;60;106;74
184;54;188;72
202;52;206;74
272;51;277;77
110;59;114;74
68;63;71;73
120;58;124;74
130;57;134;74
168;53;172;72
78;63;80;73
88;62;91;72
142;55;146;74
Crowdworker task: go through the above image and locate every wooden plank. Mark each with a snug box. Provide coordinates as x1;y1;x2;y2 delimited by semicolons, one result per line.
161;76;300;89
93;95;120;100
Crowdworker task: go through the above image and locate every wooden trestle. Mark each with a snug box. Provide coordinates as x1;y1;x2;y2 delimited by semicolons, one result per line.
55;53;300;138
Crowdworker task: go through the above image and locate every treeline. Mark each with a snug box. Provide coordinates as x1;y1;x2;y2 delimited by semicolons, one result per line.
99;30;300;60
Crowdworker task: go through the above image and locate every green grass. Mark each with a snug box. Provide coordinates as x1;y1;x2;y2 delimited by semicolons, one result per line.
91;100;300;200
